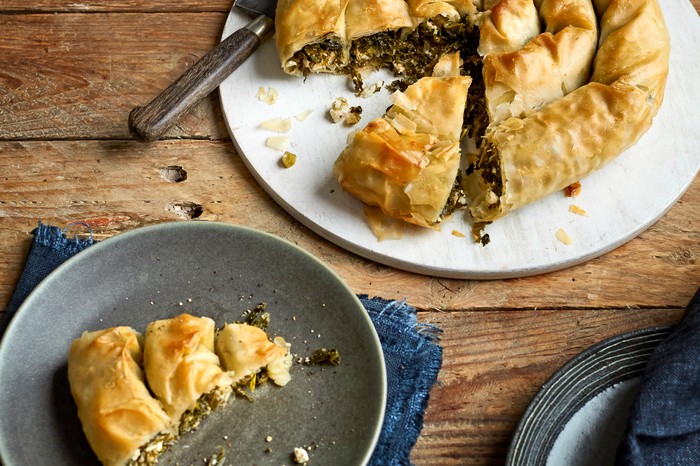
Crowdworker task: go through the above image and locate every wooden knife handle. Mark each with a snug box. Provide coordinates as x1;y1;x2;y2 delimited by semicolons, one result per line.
129;20;265;143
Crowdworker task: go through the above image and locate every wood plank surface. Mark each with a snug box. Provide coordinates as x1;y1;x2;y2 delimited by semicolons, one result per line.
1;141;697;312
0;13;230;140
0;2;698;465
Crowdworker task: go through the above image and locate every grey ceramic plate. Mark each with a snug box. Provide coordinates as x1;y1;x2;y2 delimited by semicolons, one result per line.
0;222;386;466
506;327;672;466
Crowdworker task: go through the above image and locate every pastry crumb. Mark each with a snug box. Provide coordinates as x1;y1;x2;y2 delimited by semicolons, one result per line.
266;136;290;151
555;228;572;245
451;229;466;238
259;117;291;133
281;151;297;168
256;86;279;105
295;109;314;121
564;181;582;197
345;106;362;125
329;97;362;125
359;80;384;98
293;446;309;464
364;206;404;240
329;97;349;123
569;204;588;216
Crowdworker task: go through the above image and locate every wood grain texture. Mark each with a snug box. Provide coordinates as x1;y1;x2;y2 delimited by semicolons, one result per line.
0;141;697;313
0;13;230;140
0;1;232;13
1;0;697;12
129;23;267;142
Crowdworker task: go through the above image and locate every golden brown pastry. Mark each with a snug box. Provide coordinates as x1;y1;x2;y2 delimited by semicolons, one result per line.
346;0;414;43
333;53;471;227
466;0;669;222
479;0;598;124
143;314;236;433
275;0;670;231
67;327;174;466
68;313;295;465
275;0;349;75
476;0;540;56
275;0;478;78
215;323;292;387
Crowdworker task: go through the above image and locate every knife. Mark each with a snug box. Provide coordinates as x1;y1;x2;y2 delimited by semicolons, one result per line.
128;0;276;143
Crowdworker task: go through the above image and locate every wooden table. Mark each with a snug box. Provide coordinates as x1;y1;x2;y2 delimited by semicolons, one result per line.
1;2;698;464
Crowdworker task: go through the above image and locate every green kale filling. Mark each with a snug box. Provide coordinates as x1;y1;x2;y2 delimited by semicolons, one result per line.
290;36;345;75
128;432;175;466
308;347;341;366
292;16;493;224
468;140;502;214
241;302;270;330
440;173;468;220
291;17;482;101
347;17;481;94
178;388;229;435
477;141;502;199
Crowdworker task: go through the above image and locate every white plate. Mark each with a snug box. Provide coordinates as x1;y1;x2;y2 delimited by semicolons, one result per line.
219;1;700;279
506;327;672;466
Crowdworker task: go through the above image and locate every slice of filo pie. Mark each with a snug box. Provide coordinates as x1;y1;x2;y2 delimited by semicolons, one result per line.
67;326;176;466
215;323;292;388
333;52;472;228
142;314;237;435
464;0;670;224
275;0;479;88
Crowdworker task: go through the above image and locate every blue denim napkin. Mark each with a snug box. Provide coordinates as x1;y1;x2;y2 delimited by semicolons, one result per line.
1;222;94;335
616;288;700;465
1;222;442;466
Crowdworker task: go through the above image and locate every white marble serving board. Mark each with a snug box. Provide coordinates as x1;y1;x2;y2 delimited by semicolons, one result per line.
219;0;700;279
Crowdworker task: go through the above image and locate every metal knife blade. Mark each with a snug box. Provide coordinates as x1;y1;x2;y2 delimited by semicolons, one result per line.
235;0;277;22
128;0;278;143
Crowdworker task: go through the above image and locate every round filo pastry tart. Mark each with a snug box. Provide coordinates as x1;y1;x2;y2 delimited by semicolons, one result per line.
274;0;670;234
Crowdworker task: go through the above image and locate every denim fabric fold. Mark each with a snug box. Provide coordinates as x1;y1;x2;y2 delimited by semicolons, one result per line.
1;222;94;335
616;288;700;465
361;295;443;465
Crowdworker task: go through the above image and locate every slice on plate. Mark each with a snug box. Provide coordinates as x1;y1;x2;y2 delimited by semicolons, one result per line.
215;322;293;387
143;314;236;434
68;312;294;465
67;327;175;466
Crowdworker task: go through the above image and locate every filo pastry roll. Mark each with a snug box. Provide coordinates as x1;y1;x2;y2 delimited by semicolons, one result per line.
215;323;293;387
275;0;477;76
466;0;669;223
333;52;471;227
143;314;236;433
275;0;351;75
67;327;174;466
478;0;598;125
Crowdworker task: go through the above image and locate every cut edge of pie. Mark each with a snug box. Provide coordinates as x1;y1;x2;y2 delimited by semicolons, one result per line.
274;0;671;239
